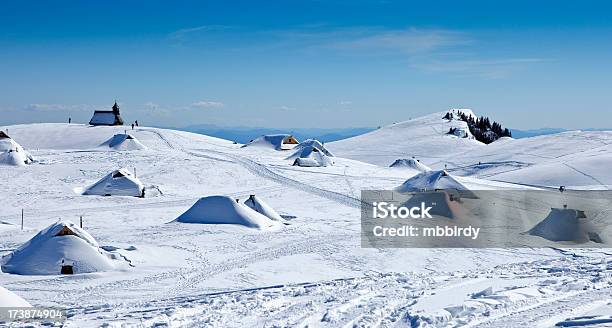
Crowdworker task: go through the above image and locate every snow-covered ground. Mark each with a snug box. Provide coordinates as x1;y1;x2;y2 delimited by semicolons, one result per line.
0;117;610;327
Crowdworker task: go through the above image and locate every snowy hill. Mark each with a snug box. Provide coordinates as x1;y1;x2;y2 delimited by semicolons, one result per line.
328;111;483;167
440;130;612;188
2;123;233;151
330;111;612;188
0;121;609;326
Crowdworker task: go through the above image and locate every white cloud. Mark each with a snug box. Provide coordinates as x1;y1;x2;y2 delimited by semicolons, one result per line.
168;24;544;80
413;58;545;79
170;25;235;41
279;105;297;111
24;103;97;112
25;103;67;111
171;24;468;55
143;101;160;110
191;101;224;109
329;28;470;54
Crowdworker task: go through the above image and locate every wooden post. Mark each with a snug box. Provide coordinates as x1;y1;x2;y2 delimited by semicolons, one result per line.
21;209;23;230
80;216;83;228
134;167;136;178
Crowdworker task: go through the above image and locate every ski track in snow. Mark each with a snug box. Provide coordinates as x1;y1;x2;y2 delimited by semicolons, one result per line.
58;233;354;315
65;251;611;327
562;162;609;189
474;287;612;328
143;126;363;208
200;149;364;209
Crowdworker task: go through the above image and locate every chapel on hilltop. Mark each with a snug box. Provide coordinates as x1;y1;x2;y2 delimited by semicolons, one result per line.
89;101;124;126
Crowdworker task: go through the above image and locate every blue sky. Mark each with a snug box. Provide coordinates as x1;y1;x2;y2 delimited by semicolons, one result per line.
1;0;611;129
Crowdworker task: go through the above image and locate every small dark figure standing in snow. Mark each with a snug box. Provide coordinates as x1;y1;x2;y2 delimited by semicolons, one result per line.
131;123;135;130
135;120;139;127
68;117;71;124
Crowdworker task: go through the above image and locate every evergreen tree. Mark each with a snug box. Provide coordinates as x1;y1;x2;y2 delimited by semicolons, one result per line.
453;112;511;144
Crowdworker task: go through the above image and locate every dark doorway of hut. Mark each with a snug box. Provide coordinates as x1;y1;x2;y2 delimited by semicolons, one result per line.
61;260;73;274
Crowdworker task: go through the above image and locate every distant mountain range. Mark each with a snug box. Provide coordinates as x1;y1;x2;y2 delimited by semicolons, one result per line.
511;127;612;138
170;124;611;144
173;124;375;144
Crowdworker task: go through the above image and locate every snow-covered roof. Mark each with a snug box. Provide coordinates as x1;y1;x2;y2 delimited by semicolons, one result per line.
286;139;334;166
286;139;334;159
0;137;33;166
83;168;144;197
1;220;117;275
242;134;299;151
175;196;280;230
0;286;31;307
390;158;431;172
89;111;121;126
396;170;470;193
527;208;601;243
292;157;321;167
0;149;31;166
399;191;464;219
101;134;147;151
243;195;284;222
448;126;475;139
0;136;23;152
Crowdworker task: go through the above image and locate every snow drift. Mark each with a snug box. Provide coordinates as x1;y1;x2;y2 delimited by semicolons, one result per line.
288;139;334;167
101;133;147;150
527;208;603;243
242;134;299;151
83;168;145;197
1;220;121;275
175;196;280;230
390;158;431;172
243;195;284;222
0;132;34;166
0;286;31;307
